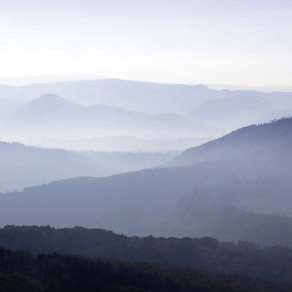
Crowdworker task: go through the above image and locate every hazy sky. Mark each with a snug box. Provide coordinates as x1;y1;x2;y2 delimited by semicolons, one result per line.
1;0;292;86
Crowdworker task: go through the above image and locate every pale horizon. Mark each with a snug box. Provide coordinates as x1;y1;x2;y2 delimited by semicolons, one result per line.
1;0;292;88
1;73;292;93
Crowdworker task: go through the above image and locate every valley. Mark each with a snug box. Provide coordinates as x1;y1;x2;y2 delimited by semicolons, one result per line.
1;79;292;290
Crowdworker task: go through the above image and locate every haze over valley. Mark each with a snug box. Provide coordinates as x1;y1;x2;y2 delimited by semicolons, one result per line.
1;99;292;247
1;79;292;152
1;1;292;290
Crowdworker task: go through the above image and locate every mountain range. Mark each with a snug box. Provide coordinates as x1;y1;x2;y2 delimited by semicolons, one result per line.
0;140;177;193
1;118;292;247
1;78;292;290
0;93;213;151
1;79;292;151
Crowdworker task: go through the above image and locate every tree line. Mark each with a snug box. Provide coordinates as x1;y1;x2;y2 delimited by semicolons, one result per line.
2;225;292;283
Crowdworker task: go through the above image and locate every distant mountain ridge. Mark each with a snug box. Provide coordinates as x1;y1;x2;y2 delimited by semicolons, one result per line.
1;78;292;151
0;79;215;115
0;92;215;151
0;141;109;192
5;93;192;130
0;78;291;116
0;140;177;192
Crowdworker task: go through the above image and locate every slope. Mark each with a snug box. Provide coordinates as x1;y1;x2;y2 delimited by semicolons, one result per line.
0;141;109;192
168;117;292;167
3;226;292;284
1;119;292;245
2;244;292;292
1;93;201;151
162;174;292;245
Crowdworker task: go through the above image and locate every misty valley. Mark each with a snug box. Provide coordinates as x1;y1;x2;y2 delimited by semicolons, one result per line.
1;79;292;291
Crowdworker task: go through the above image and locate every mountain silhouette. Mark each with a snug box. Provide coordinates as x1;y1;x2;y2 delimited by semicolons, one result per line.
168;117;292;167
1;118;292;247
0;141;109;192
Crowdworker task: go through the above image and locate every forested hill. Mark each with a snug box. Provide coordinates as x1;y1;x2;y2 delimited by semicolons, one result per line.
167;117;292;167
3;225;292;284
2;246;292;292
0;160;283;237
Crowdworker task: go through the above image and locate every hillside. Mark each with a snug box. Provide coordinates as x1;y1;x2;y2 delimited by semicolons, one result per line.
0;141;108;192
168;117;292;167
1;160;292;244
189;89;269;126
1;244;292;292
1;119;292;245
81;151;179;174
0;138;180;192
163;176;292;245
3;226;292;284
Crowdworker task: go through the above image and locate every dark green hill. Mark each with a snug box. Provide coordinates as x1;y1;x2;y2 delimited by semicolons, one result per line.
0;268;41;292
2;245;292;292
3;226;292;285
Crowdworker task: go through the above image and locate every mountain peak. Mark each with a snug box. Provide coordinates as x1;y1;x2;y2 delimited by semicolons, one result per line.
196;84;210;90
26;93;83;113
30;93;71;106
14;93;83;120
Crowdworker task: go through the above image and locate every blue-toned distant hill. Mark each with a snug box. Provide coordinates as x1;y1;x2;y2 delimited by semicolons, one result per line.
1;119;292;247
0;141;109;192
1;118;292;249
0;79;214;115
167;117;292;167
1;79;292;151
1;93;210;152
9;93;190;131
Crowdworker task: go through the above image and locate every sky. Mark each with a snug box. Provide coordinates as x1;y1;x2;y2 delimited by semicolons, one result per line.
0;0;292;86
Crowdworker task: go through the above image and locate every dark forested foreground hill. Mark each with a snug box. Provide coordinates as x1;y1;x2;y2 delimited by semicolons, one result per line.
2;246;292;292
3;226;292;285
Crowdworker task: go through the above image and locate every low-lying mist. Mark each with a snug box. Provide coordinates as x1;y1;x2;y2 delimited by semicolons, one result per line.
1;79;292;249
